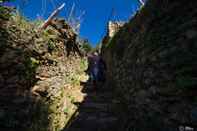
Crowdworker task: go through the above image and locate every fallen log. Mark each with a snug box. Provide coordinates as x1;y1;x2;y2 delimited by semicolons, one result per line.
40;3;65;30
138;0;145;6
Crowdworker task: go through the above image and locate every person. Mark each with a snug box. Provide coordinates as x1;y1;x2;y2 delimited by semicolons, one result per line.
97;56;107;83
86;51;106;89
86;52;99;87
86;53;94;83
92;52;100;87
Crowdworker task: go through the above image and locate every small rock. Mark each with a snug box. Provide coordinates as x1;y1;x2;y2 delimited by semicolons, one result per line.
185;126;194;131
149;86;157;95
191;107;197;122
186;30;197;39
0;110;5;119
31;85;48;97
12;97;26;104
0;74;4;84
6;76;19;84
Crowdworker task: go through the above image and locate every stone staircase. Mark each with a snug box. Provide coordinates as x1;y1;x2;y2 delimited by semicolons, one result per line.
64;85;119;131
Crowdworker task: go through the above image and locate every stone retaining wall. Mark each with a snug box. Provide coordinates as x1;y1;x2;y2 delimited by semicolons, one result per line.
102;0;197;130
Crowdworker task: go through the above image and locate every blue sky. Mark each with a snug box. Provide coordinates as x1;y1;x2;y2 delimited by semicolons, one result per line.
13;0;140;46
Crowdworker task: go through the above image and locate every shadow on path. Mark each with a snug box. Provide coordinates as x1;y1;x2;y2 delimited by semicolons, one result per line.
62;81;119;131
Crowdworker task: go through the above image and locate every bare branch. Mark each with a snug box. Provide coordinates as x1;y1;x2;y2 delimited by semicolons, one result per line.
40;3;65;30
68;3;75;22
139;0;145;6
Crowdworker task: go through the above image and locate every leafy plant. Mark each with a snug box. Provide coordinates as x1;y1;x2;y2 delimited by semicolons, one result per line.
0;6;13;20
80;59;88;71
24;56;40;85
81;42;92;53
12;10;33;30
63;108;69;114
48;39;56;52
68;95;75;104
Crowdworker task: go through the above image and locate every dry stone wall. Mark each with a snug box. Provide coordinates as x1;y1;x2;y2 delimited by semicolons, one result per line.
102;0;197;130
0;14;85;131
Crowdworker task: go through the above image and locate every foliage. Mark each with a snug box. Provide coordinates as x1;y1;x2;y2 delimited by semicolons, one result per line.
0;0;14;2
11;10;33;30
70;74;80;86
63;108;69;114
24;56;40;85
0;5;13;20
32;19;44;27
0;8;84;131
105;37;113;48
68;95;75;104
80;58;88;71
91;42;101;53
80;41;92;53
48;39;56;52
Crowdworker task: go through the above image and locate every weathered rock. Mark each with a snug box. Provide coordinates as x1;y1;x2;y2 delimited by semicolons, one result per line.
102;0;197;130
0;11;86;131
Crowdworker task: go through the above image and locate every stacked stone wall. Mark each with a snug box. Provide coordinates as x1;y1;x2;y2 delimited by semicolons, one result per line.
102;0;197;130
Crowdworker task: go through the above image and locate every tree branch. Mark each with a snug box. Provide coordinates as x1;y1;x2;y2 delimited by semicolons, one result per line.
40;3;65;30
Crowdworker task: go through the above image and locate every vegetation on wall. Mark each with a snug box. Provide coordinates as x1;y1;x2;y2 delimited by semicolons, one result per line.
0;4;88;130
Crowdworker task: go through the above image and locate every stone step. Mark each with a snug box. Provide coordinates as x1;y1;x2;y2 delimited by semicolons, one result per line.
68;116;118;129
79;107;115;116
65;127;82;131
65;88;118;131
73;112;118;122
80;102;110;111
77;112;116;119
84;96;114;103
86;92;114;98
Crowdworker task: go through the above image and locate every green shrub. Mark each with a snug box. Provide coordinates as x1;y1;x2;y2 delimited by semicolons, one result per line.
0;6;13;20
81;42;92;53
80;59;88;71
24;56;40;85
48;40;56;52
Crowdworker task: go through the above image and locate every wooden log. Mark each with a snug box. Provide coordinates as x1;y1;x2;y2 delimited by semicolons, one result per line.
40;3;65;30
138;0;145;6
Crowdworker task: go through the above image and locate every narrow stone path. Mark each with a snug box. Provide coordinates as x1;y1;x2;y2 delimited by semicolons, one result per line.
64;83;119;131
